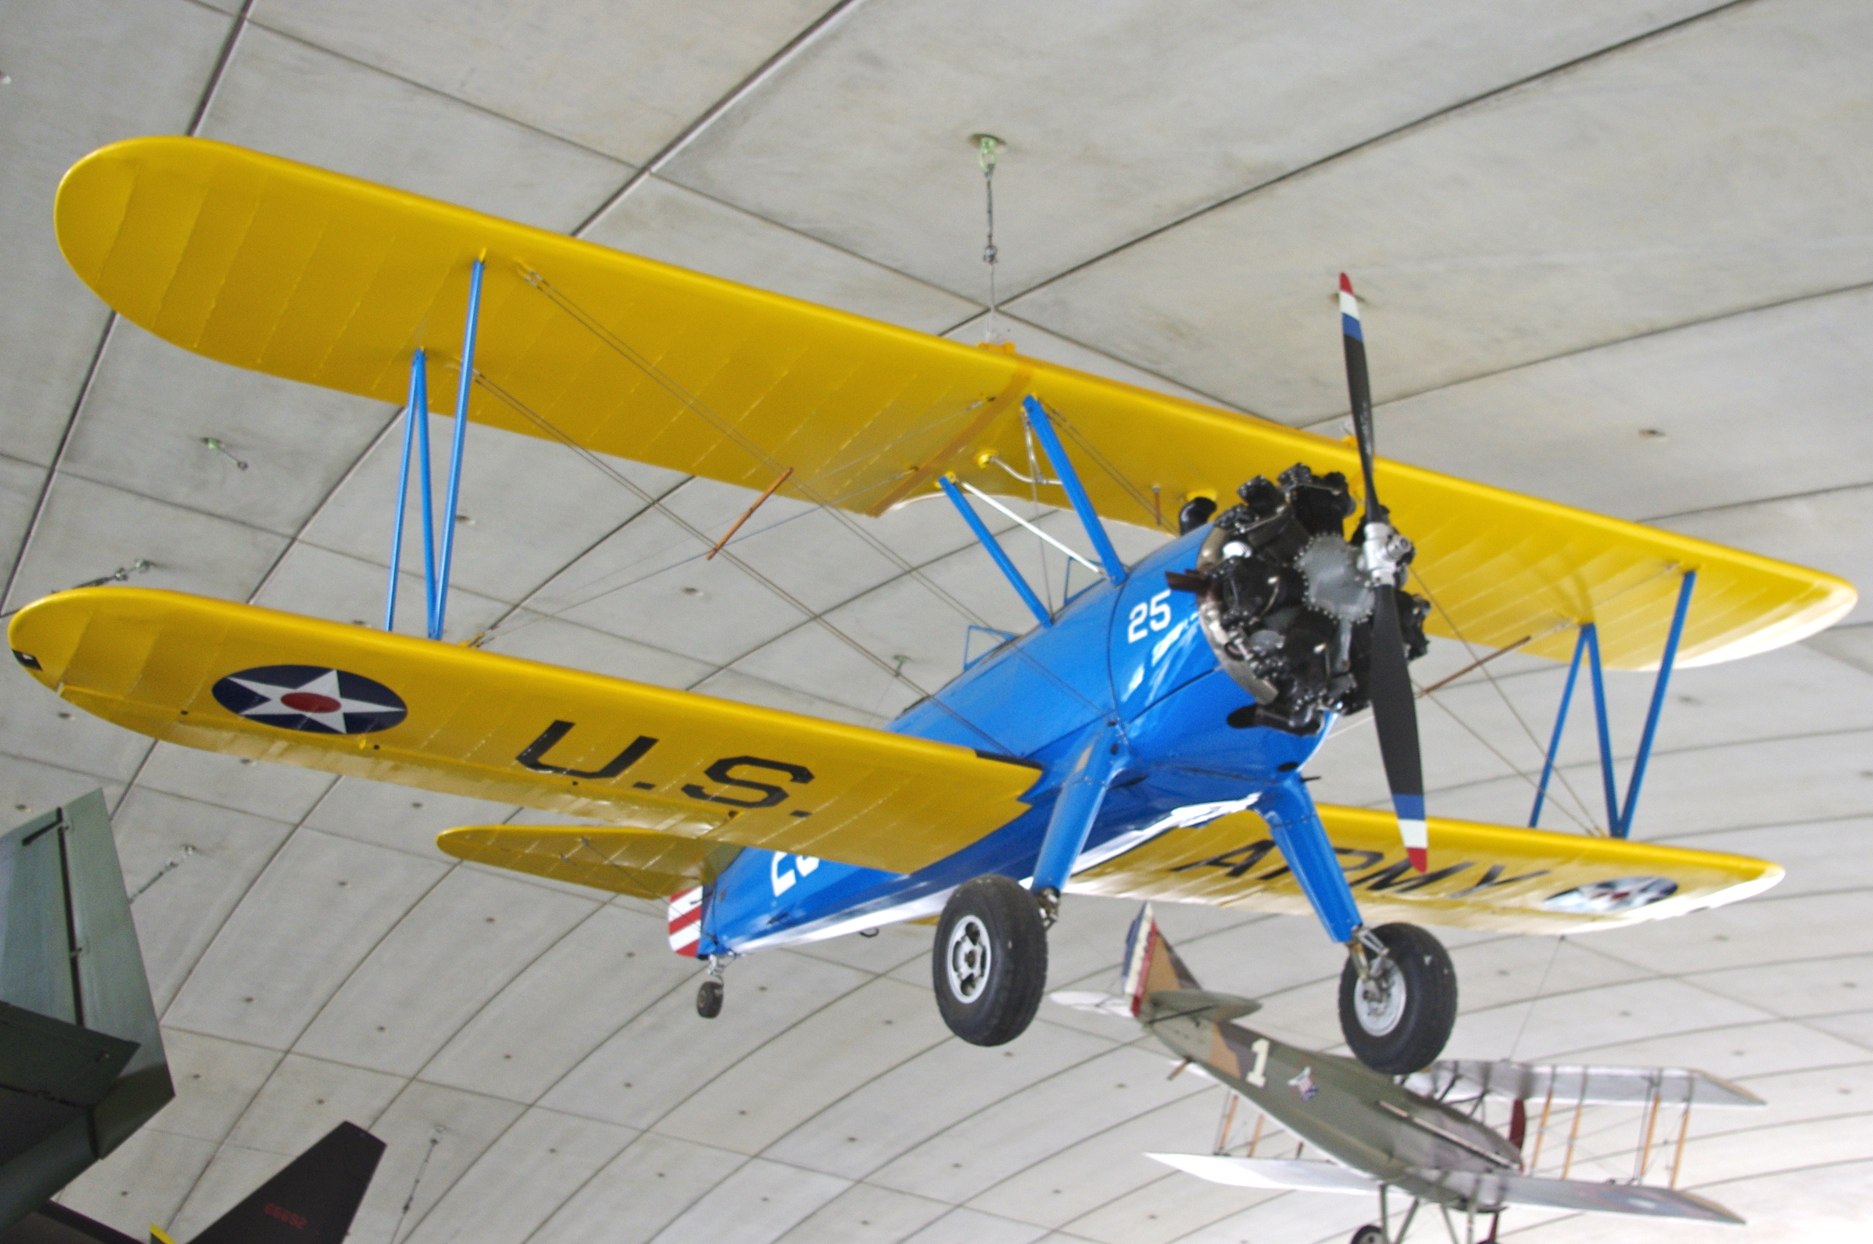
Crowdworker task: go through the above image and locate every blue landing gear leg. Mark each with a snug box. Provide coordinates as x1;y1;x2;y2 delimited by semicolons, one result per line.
1260;779;1456;1075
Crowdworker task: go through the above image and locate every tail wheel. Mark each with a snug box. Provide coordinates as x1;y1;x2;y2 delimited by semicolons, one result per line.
696;978;723;1019
1338;922;1455;1074
932;875;1048;1046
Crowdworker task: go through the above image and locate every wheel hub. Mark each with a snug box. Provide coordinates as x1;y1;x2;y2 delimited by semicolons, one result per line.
945;913;993;1003
1353;955;1406;1036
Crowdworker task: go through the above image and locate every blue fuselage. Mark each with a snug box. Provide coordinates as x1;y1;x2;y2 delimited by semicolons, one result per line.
700;525;1332;954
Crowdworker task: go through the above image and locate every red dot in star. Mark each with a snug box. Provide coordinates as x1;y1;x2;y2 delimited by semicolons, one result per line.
282;691;342;713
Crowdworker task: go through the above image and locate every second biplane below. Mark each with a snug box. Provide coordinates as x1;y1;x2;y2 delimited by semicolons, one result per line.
10;139;1853;1072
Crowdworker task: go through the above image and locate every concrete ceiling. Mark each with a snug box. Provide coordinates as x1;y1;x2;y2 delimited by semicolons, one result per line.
3;1;1870;1240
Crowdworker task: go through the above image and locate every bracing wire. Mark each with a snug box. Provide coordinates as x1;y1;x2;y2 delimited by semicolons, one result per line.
504;269;1110;723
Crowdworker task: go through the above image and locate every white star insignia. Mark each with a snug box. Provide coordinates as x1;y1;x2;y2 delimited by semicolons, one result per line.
226;669;401;734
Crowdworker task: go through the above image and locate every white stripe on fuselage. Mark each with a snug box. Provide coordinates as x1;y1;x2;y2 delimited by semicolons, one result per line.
726;795;1258;953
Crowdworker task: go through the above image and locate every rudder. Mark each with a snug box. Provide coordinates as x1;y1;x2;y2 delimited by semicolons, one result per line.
1119;905;1201;1016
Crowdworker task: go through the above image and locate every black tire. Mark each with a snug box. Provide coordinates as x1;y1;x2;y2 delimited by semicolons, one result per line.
1349;1226;1388;1244
1338;922;1456;1074
696;978;723;1019
932;875;1048;1046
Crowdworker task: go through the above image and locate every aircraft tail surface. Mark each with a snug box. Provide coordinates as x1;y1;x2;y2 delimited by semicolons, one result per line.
1120;905;1201;1016
668;886;706;957
188;1122;383;1244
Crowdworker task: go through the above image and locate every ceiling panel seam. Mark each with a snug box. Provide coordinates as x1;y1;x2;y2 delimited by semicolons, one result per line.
0;316;120;614
846;1042;1161;1189
149;779;341;1017
390;905;635;1152
1644;476;1873;526
233;22;636;178
568;0;870;238
1295;278;1873;432
998;0;1758;308
153;794;340;1224
161;825;464;1190
517;1143;756;1244
957;1090;1221;1225
181;0;251;135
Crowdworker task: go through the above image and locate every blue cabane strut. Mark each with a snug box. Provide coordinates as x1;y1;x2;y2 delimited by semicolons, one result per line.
385;258;485;641
1021;396;1127;586
1528;570;1697;838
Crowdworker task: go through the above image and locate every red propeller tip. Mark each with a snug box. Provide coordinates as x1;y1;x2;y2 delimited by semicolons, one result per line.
1407;847;1429;874
1339;272;1355;295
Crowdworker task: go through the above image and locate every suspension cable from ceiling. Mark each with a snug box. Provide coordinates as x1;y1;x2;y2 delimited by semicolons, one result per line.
975;133;1007;344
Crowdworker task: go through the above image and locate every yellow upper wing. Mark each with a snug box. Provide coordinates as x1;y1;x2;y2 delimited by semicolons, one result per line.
56;138;1853;668
7;588;1035;874
1068;804;1780;933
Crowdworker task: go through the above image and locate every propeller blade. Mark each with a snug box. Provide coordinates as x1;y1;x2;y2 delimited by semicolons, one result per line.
1339;273;1382;522
1340;273;1428;872
1369;588;1428;872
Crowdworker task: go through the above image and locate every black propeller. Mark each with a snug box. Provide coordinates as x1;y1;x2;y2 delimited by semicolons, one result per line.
1339;274;1429;872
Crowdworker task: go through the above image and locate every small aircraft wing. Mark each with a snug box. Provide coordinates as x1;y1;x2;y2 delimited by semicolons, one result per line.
6;589;1037;875
1405;1061;1763;1108
1067;804;1780;934
1145;1153;1375;1194
1419;1168;1744;1224
55;138;1853;670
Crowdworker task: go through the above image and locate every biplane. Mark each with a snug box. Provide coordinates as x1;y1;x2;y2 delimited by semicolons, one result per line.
1058;907;1762;1243
8;139;1853;1072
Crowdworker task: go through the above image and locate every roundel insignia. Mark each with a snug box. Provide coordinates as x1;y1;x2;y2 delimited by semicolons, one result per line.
211;665;407;735
1541;875;1678;915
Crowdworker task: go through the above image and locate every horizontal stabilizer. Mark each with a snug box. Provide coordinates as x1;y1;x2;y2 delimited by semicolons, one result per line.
437;826;740;900
8;589;1038;877
1147;1153;1374;1194
1071;804;1781;934
1407;1060;1763;1108
1418;1168;1744;1223
1143;989;1263;1024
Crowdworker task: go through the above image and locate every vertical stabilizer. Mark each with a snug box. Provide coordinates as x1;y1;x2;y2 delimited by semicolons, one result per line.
1120;905;1201;1016
187;1122;383;1244
0;793;173;1233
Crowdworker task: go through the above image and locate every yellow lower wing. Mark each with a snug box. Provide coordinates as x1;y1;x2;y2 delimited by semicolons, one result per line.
55;138;1853;668
7;589;1036;875
1068;805;1779;933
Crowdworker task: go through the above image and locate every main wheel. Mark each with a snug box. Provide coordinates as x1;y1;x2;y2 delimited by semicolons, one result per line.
1349;1226;1388;1244
1338;922;1456;1074
932;875;1048;1046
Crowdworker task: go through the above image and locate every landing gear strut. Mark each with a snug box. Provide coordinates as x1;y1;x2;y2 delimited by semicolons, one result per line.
932;875;1049;1046
1339;922;1456;1074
